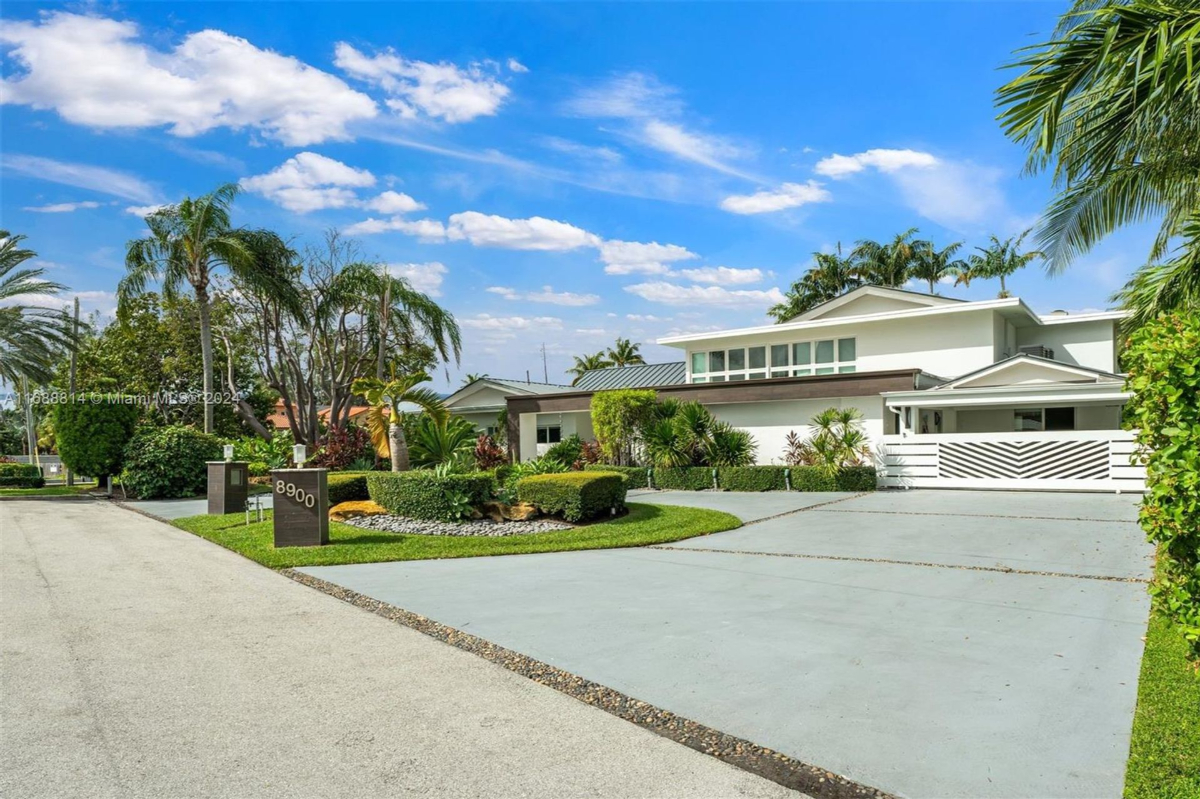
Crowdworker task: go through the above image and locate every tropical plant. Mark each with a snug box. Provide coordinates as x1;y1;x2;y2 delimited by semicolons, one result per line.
408;414;477;470
462;372;489;386
569;351;612;385
351;371;448;471
967;231;1044;298
852;228;925;287
640;400;757;468
543;433;585;468
121;424;222;499
607;337;646;367
996;0;1200;321
228;430;293;470
591;389;658;465
783;407;872;476
122;184;301;434
769;244;861;321
473;433;507;470
910;240;967;294
311;424;373;471
0;231;73;386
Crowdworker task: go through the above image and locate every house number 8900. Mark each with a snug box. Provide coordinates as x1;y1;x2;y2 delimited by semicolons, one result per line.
276;479;316;509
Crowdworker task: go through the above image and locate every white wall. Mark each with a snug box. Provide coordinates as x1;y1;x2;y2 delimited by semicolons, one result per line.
956;408;1014;433
1016;319;1118;372
530;411;592;459
708;396;885;465
1077;404;1123;430
456;411;499;433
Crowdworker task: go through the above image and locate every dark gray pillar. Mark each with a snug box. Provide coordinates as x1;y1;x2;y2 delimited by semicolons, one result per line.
207;461;249;515
270;468;329;548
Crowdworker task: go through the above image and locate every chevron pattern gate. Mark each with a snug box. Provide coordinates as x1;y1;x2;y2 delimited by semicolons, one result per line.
938;439;1110;481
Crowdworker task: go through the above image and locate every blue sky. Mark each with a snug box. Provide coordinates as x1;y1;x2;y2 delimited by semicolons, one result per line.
1;2;1153;389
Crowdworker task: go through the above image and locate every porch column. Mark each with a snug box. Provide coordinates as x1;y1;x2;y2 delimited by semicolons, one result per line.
518;412;538;463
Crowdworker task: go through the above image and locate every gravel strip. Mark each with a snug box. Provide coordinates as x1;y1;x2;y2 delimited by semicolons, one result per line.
343;514;573;537
283;568;895;799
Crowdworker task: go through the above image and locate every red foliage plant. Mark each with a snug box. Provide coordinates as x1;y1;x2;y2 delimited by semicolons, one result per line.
312;425;373;470
474;433;507;470
573;439;603;470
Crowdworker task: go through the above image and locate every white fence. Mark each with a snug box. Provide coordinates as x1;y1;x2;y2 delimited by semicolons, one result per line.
879;430;1145;492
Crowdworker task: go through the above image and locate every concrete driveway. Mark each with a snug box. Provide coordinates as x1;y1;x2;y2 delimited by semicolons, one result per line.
300;490;1153;799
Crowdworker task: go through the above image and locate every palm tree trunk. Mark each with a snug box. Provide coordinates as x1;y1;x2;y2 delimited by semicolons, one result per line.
197;290;215;434
389;420;409;471
928;278;936;294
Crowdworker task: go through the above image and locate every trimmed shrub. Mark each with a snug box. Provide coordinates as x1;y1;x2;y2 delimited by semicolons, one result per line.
367;471;494;521
328;472;370;505
121;425;222;499
835;466;877;492
718;466;787;492
584;463;651;489
591;389;657;464
517;471;627;522
654;466;717;491
0;462;45;488
789;466;878;492
53;395;140;483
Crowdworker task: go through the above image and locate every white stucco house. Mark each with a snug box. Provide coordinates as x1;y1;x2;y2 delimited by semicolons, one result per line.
504;286;1143;492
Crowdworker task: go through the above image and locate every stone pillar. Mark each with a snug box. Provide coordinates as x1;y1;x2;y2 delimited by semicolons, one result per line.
207;461;249;515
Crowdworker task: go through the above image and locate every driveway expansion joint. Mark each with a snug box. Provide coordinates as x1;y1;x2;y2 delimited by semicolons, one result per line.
815;506;1137;524
740;492;871;527
647;545;1150;584
282;568;897;799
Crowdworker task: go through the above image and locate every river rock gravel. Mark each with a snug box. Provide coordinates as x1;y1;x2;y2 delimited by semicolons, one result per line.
344;514;573;537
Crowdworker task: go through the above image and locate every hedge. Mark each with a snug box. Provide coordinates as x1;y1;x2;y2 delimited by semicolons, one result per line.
654;467;718;491
328;472;371;505
0;462;44;488
53;395;140;483
121;425;222;499
517;471;627;522
583;463;651;490
718;466;788;492
367;471;495;521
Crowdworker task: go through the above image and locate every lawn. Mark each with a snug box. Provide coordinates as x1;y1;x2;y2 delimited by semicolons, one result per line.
1124;591;1200;799
172;501;741;569
0;483;97;497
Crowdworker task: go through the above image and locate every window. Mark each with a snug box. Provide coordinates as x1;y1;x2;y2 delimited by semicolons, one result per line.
536;425;562;444
1014;410;1043;431
688;336;857;382
1045;407;1076;431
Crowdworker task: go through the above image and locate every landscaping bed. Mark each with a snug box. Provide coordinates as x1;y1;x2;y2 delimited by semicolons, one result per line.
343;515;572;537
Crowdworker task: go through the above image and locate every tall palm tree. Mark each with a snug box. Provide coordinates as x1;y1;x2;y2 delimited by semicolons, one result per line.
607;337;645;367
0;231;72;387
996;0;1200;320
968;231;1044;298
852;228;925;287
122;184;299;433
910;241;966;294
769;244;861;322
461;372;489;386
351;371;448;471
568;351;611;385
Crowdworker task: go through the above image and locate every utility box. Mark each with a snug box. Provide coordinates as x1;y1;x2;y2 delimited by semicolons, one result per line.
271;468;329;548
207;461;249;515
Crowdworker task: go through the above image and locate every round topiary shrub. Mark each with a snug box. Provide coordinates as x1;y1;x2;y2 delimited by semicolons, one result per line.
121;425;222;499
53;395;140;484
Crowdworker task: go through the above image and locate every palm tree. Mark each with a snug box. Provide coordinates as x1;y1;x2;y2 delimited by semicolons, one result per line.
0;231;72;387
910;241;966;294
568;351;612;385
607;337;645;367
769;244;860;322
996;0;1200;319
461;372;488;386
351;371;448;471
852;228;925;287
968;231;1044;298
122;184;300;433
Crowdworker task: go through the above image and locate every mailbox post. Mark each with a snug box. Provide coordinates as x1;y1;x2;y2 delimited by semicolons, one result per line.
271;468;329;547
207;461;249;515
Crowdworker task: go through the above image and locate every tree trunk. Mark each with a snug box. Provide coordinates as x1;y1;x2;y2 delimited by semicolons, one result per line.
67;297;78;486
389;419;409;472
197;290;215;434
376;281;391;380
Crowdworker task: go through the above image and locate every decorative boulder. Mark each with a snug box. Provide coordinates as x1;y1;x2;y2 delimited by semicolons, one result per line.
329;500;390;522
481;501;541;522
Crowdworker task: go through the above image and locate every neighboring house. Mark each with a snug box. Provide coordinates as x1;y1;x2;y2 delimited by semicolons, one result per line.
443;377;572;452
505;286;1142;492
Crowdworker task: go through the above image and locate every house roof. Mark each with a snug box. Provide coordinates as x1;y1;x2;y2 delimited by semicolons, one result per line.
442;376;573;411
787;285;964;323
932;353;1124;390
571;361;687;391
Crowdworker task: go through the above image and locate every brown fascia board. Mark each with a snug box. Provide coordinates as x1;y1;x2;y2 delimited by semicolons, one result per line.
506;369;925;414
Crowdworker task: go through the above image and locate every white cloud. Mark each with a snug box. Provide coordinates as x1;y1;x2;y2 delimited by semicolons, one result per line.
597;239;697;275
626;314;666;322
7;289;118;319
720;181;831;214
446;212;599;251
541;136;622;164
486;285;600;306
814;148;938;178
2;153;157;203
624;281;785;308
460;314;563;331
22;200;103;213
240;153;425;214
889;161;1007;229
507;58;529;74
383;262;447;296
673;266;764;285
640;120;749;178
334;43;511;123
125;204;168;217
344;216;447;241
362;190;424;214
563;72;681;119
0;13;377;145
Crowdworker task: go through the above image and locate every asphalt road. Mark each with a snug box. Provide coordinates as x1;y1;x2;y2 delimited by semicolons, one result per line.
1;498;796;799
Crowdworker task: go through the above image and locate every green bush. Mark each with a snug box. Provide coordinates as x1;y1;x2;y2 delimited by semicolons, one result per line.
0;462;45;488
53;396;140;483
788;466;877;492
328;472;370;505
367;471;494;521
718;466;788;491
543;434;583;467
835;466;877;491
1126;312;1200;662
121;425;222;499
591;389;657;464
583;463;651;489
653;466;717;490
517;471;627;522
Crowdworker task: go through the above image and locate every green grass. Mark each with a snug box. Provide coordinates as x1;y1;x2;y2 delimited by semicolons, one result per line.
172;501;741;569
0;483;97;497
1124;598;1200;799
